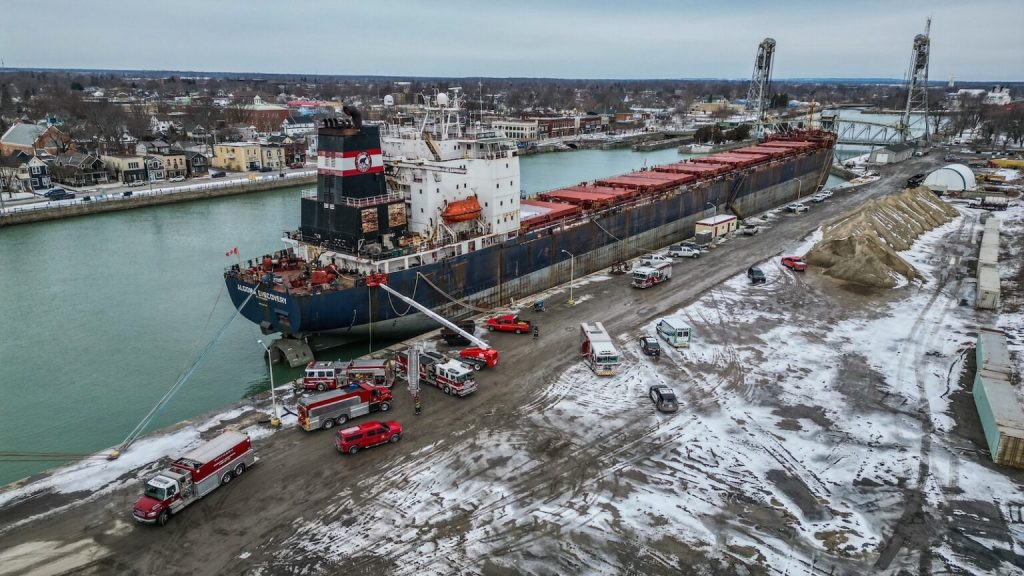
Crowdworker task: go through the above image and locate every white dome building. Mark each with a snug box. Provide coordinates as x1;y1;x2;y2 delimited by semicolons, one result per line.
923;164;976;193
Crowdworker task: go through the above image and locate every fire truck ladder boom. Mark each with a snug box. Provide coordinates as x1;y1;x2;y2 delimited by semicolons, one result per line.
372;279;492;350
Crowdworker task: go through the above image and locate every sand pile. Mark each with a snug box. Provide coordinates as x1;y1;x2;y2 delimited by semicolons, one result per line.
805;187;959;287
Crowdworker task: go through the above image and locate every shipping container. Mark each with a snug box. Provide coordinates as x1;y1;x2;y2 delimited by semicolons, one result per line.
977;328;1013;377
976;266;1000;310
974;372;1024;468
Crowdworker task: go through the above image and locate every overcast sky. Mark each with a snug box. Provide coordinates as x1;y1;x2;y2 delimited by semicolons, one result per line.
1;0;1021;81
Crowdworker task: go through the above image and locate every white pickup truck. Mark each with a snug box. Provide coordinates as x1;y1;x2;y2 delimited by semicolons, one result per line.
667;245;701;258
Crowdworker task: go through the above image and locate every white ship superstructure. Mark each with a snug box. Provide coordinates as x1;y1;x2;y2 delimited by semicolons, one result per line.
382;89;521;240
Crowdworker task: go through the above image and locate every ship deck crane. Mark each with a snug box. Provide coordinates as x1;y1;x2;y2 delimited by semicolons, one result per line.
366;273;493;352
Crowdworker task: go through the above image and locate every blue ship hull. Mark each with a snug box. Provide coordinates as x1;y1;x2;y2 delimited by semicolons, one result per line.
226;148;832;341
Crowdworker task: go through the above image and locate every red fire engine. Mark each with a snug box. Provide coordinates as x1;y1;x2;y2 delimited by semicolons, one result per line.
395;350;478;396
297;381;393;431
301;358;396;391
132;432;255;526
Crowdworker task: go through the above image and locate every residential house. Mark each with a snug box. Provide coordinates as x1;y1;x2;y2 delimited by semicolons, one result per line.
50;153;109;187
16;156;52;191
173;149;209;176
150;113;186;135
101;154;148;184
212;142;262;172
266;134;307;166
136;140;171;156
1;123;74;156
229;124;259;142
144;156;165;180
260;143;285;171
156;152;187;179
182;122;212;145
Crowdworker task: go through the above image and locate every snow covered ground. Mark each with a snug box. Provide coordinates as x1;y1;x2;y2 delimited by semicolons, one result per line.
258;207;1024;574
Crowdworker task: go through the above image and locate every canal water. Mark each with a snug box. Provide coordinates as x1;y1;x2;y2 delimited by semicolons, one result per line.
0;145;842;485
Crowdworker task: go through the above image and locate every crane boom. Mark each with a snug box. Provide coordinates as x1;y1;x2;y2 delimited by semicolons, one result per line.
368;274;492;350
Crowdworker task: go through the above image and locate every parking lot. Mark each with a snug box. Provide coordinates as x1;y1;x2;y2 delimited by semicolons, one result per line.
2;155;1022;575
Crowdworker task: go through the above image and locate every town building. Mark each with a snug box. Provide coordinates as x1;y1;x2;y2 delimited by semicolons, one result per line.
1;123;74;156
101;154;148;184
282;115;317;137
212;142;263;172
868;143;914;165
491;120;539;143
246;95;290;133
156;152;188;179
266;135;307;166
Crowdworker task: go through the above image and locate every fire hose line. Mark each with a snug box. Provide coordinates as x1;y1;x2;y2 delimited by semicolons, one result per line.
113;289;257;458
0;452;111;462
414;271;513;314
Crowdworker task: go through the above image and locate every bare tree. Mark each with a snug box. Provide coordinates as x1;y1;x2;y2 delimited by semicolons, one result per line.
0;155;22;197
123;101;152;143
223;102;254;127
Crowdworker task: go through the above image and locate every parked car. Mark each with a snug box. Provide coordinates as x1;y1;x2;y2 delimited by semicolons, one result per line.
667;245;700;259
210;171;226;178
259;166;274;173
906;173;926;188
785;202;808;213
335;420;403;454
781;256;808;271
43;188;68;199
638;335;661;357
168;176;185;183
289;162;304;169
648;384;679;413
740;223;761;235
747;266;766;284
809;193;827;203
639;253;672;266
128;180;147;187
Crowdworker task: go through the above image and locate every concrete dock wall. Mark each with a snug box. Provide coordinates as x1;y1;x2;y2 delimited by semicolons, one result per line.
0;174;316;227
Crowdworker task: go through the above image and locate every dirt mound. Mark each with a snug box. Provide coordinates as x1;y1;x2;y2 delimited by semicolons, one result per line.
805;187;959;287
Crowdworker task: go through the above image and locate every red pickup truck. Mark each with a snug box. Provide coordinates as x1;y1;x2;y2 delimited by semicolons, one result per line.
486;314;531;334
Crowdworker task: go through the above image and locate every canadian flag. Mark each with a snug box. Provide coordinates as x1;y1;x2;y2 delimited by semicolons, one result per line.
225;246;239;257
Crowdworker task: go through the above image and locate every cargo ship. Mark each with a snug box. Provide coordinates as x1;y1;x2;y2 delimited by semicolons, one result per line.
224;90;835;365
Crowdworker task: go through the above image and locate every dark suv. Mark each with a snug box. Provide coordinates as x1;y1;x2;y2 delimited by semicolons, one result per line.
906;173;926;188
747;266;766;284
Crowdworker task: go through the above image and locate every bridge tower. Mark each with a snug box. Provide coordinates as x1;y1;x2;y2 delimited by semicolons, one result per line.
899;18;931;144
745;37;776;138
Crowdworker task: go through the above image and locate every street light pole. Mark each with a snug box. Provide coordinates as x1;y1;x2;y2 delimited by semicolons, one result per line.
257;340;282;427
705;201;716;219
561;249;575;305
